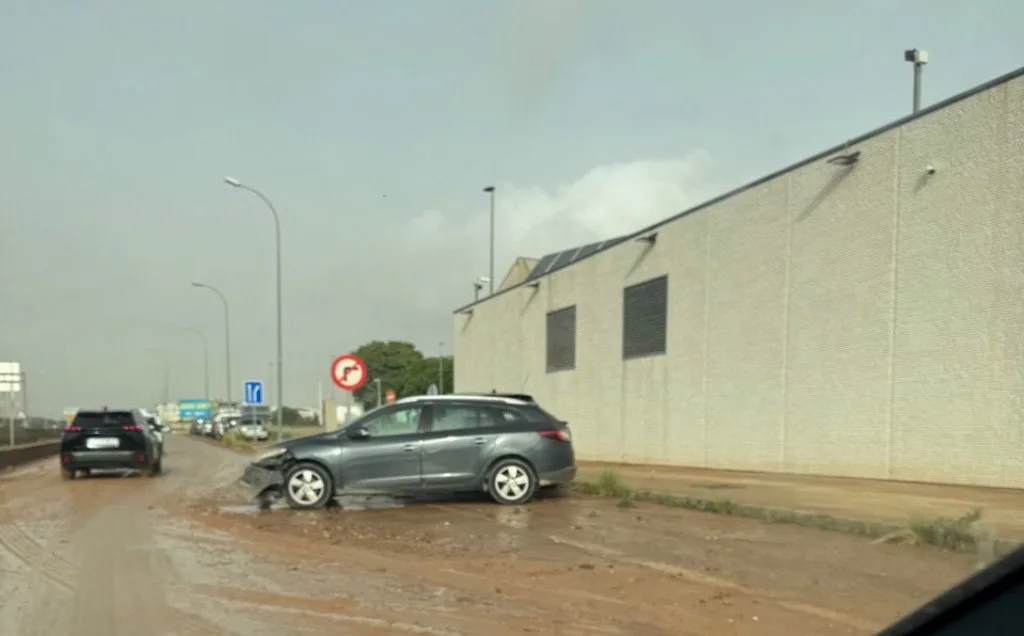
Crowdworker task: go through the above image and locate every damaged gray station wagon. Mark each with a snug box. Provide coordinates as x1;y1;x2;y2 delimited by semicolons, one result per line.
241;393;577;509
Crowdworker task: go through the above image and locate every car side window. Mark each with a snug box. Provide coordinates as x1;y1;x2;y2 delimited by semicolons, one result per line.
485;407;529;426
362;405;422;438
432;405;482;432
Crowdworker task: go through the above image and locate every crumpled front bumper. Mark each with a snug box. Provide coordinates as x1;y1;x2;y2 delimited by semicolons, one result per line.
239;463;285;494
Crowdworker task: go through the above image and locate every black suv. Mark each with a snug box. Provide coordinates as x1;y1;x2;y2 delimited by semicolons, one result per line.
60;409;164;480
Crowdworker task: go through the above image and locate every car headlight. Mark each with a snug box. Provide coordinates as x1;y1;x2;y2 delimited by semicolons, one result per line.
255;447;287;463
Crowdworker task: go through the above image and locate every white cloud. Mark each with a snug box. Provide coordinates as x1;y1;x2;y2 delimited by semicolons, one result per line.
366;152;723;328
404;151;719;267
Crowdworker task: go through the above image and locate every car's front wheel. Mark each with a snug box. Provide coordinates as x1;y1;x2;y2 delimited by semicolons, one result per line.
283;462;333;510
488;458;537;505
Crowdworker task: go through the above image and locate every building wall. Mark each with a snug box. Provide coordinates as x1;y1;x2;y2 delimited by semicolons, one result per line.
454;72;1024;488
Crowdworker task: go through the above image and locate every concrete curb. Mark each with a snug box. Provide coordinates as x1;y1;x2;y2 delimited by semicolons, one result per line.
0;441;60;471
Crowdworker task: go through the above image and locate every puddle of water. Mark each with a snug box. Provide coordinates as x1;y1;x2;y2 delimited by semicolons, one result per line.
337;495;406;511
218;494;409;515
219;502;286;515
693;483;742;490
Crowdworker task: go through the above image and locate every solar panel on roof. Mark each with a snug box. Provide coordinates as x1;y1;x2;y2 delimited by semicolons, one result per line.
525;252;559;282
601;235;627;250
573;241;603;261
546;249;575;272
521;235;629;284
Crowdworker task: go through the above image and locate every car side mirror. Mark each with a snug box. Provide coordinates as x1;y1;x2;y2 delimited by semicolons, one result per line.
347;426;371;440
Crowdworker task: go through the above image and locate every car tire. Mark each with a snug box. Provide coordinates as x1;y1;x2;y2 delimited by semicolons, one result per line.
283;462;333;510
60;466;75;481
487;458;537;505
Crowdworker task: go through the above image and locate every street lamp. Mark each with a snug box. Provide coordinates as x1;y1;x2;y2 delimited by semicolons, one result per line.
181;326;210;401
191;282;233;403
482;185;496;296
224;176;284;441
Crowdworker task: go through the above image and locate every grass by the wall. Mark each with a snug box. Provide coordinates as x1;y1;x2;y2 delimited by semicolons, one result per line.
570;470;1015;556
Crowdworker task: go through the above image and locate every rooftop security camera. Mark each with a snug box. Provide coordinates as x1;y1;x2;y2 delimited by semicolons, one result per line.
926;164;937;175
476;276;490;284
904;49;928;65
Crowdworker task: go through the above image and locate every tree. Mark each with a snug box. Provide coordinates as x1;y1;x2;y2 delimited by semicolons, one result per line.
349;340;454;409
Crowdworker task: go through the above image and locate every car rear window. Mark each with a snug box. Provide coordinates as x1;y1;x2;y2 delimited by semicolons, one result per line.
72;411;136;429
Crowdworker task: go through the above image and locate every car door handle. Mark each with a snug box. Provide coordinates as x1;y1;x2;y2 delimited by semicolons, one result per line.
472;437;487;445
402;442;422;452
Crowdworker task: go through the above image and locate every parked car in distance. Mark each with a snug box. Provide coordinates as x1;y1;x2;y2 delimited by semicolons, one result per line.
240;393;576;509
198;419;214;437
60;408;164;480
239;421;270;442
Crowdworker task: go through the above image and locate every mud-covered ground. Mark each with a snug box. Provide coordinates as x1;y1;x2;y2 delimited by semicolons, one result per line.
0;436;979;635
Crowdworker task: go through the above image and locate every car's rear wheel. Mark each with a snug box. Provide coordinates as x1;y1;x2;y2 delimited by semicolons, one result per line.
60;466;75;481
283;462;333;510
488;458;537;505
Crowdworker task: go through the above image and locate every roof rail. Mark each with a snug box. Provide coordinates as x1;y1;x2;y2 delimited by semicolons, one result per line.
460;392;536;403
394;393;537;405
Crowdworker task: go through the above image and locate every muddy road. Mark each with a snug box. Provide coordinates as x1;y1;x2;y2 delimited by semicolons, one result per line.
0;436;977;635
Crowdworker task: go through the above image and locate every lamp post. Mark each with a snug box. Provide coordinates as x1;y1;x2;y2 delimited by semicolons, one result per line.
181;326;210;402
191;282;232;403
224;176;284;441
482;186;496;296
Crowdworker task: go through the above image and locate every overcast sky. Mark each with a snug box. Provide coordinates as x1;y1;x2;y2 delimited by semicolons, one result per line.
2;0;1022;415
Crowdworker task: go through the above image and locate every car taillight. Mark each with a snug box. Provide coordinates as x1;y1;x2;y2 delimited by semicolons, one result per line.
539;429;571;443
123;425;142;432
64;425;81;432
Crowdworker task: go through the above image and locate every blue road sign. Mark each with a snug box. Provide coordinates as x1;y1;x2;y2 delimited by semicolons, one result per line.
178;399;213;420
244;381;264;405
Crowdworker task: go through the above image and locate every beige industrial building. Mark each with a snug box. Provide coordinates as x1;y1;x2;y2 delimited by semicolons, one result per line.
453;67;1024;489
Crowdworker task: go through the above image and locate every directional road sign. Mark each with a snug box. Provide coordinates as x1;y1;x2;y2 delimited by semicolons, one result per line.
244;381;264;405
331;354;367;392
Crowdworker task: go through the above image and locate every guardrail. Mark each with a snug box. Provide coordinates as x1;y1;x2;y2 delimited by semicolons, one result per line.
0;440;60;471
0;425;63;446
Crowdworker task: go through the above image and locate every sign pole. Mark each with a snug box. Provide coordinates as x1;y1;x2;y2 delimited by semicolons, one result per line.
330;354;368;425
7;388;14;447
22;371;29;430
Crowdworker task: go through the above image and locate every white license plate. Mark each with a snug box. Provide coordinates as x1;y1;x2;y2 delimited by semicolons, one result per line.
86;437;120;450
